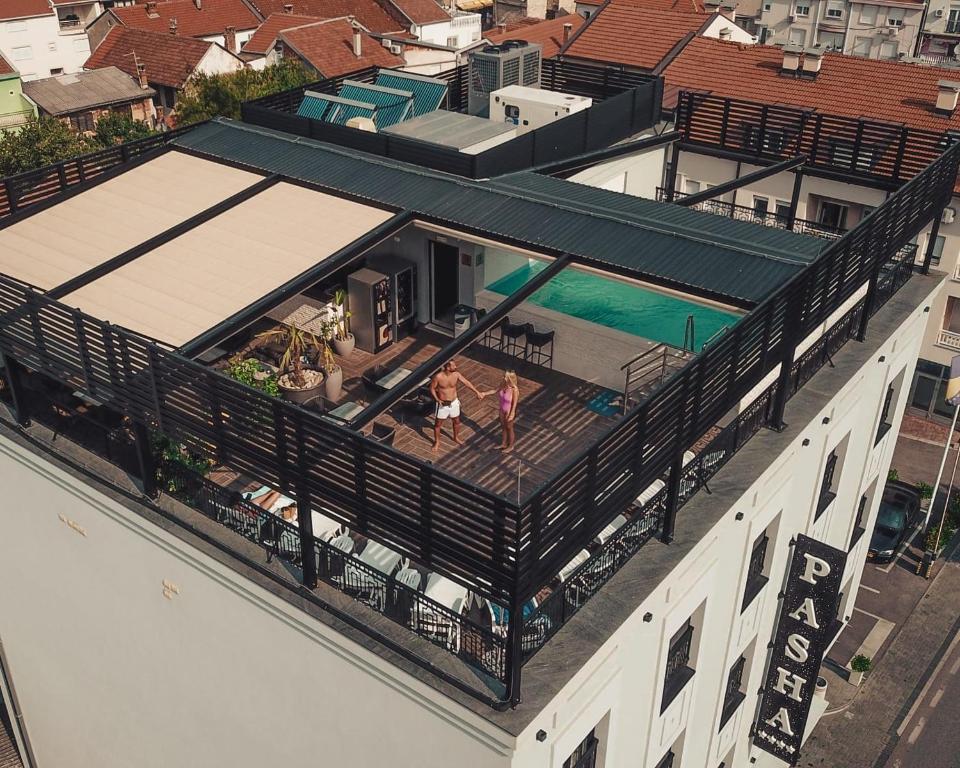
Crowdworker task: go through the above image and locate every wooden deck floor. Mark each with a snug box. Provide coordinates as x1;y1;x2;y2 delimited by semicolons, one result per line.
334;331;622;499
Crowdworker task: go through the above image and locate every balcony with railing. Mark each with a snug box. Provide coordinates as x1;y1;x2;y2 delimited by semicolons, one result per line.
0;103;954;710
0;110;34;131
719;655;747;729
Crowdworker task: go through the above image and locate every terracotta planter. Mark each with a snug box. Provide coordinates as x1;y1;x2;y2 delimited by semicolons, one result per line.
278;369;324;405
814;676;828;698
324;366;343;402
333;334;355;357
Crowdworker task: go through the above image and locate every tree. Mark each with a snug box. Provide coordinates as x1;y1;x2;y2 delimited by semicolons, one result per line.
0;117;92;177
174;59;314;124
92;112;156;146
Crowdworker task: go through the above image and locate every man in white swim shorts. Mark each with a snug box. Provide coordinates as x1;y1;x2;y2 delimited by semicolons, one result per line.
429;359;484;452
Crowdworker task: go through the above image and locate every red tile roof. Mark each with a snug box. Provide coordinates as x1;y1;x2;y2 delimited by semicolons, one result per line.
390;0;449;24
110;0;261;38
0;51;16;76
563;0;708;70
246;0;404;33
242;12;322;54
0;0;51;21
486;14;585;58
663;37;960;132
279;18;404;76
84;26;215;88
577;0;706;9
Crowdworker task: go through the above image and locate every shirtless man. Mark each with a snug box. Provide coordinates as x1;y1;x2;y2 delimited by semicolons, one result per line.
430;360;484;452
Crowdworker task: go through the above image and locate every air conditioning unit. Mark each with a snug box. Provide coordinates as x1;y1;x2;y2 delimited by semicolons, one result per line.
936;7;945;16
389;43;402;54
944;207;956;224
788;11;797;20
888;25;900;35
467;41;542;117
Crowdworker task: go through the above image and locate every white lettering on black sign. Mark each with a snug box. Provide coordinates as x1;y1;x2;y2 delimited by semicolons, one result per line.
753;535;847;765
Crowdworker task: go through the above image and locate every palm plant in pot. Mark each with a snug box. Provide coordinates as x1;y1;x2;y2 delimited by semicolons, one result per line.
257;324;324;404
332;287;354;357
319;319;343;401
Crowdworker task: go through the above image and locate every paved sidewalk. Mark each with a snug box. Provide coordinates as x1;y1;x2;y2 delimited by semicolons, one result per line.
800;545;960;768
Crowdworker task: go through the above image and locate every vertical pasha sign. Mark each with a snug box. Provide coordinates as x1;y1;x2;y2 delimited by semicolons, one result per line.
753;534;847;764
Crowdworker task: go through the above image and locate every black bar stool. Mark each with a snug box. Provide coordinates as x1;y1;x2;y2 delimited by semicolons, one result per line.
525;325;555;368
500;320;528;358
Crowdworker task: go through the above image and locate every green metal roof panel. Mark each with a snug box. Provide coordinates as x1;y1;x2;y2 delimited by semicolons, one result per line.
172;120;827;306
375;70;447;117
339;81;413;128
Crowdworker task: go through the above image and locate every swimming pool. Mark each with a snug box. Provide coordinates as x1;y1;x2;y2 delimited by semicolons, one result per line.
486;262;741;351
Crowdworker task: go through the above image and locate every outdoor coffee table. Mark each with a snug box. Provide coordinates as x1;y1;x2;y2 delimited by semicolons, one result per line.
323;400;364;424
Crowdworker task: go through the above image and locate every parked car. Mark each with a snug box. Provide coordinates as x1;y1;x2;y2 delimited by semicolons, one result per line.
868;480;922;563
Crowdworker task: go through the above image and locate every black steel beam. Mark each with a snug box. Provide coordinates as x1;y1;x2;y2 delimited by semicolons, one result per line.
178;210;414;358
787;169;804;230
529;130;681;177
921;207;944;275
351;253;574;430
48;174;279;300
0;351;29;426
675;155;807;208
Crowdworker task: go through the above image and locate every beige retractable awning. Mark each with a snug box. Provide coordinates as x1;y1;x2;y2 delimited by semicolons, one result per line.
62;182;394;347
0;152;260;291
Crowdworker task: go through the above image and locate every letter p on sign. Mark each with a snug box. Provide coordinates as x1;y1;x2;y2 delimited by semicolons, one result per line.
799;553;830;585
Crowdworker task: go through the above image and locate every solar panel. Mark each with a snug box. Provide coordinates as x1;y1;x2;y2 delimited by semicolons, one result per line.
338;81;413;128
374;70;448;117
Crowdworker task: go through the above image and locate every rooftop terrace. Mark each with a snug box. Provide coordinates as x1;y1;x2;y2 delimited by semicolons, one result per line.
0;91;955;709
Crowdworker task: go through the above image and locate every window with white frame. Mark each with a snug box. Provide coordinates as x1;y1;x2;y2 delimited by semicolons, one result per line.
949;6;960;32
879;40;899;58
887;7;905;25
753;196;770;217
826;0;845;18
789;27;806;45
818;30;845;48
6;20;27;32
684;179;702;196
775;199;791;221
795;1;811;14
853;35;871;55
859;4;877;24
11;45;32;61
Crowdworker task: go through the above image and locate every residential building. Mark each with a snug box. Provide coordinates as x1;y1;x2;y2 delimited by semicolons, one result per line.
755;0;924;58
21;65;156;130
0;51;953;768
268;18;405;76
0;51;36;130
0;0;103;80
86;0;260;53
485;14;586;57
238;11;322;67
629;37;960;426
83;26;243;113
560;0;755;74
244;0;408;34
919;0;960;63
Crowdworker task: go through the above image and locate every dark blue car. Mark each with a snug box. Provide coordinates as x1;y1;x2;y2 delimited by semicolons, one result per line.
868;480;921;563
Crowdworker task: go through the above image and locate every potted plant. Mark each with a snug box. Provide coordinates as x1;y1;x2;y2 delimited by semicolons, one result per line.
332;287;354;357
256;324;324;404
917;481;934;512
319;320;343;401
850;654;871;686
226;356;280;397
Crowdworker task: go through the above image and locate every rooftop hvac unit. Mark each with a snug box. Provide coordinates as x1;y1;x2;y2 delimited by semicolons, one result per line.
467;41;542;117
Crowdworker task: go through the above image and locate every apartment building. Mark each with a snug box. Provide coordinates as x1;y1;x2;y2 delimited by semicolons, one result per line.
0;0;103;80
755;0;923;58
0;50;954;768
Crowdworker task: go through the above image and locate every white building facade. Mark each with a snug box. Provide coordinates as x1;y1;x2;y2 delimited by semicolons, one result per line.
0;0;102;81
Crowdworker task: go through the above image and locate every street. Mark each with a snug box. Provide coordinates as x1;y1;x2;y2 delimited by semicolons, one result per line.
885;631;960;768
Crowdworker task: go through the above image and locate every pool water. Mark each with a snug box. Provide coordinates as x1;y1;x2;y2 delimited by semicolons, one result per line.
487;262;740;351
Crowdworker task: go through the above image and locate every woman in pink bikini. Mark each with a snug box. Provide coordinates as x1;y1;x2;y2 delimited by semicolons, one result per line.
484;370;520;453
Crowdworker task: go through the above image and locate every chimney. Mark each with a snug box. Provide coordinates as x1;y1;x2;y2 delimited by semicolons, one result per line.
719;0;736;21
136;62;148;89
800;46;823;78
936;80;960;116
352;22;362;57
780;43;801;75
718;26;732;40
562;22;572;43
145;0;159;17
283;3;293;12
274;38;284;58
498;21;506;32
224;25;237;53
169;17;178;34
194;0;201;9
